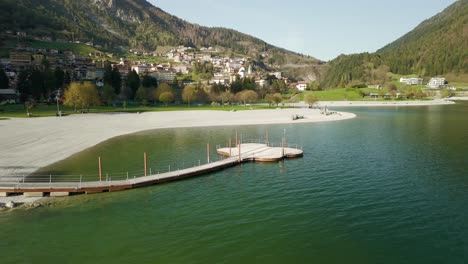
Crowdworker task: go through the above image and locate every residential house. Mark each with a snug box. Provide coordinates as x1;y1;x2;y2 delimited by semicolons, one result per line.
212;76;230;85
9;51;32;69
131;64;150;74
151;69;177;83
115;64;130;77
173;65;190;74
255;79;266;87
32;54;45;66
269;72;282;79
427;77;446;89
400;77;423;85
0;89;18;102
296;81;308;91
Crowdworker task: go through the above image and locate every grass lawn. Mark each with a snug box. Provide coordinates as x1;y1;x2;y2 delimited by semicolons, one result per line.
0;37;102;58
303;88;383;101
0;103;275;118
27;40;101;56
450;82;468;90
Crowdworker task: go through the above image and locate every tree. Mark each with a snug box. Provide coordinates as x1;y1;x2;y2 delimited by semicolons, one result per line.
142;74;158;88
54;67;65;89
111;67;122;95
126;70;140;99
182;84;197;106
218;91;234;106
237;90;258;105
30;69;45;101
134;86;148;105
304;93;319;108
103;63;113;86
63;82;81;112
154;83;173;102
272;93;282;106
64;82;100;112
101;84;116;105
17;69;31;102
159;92;174;106
0;68;9;89
43;69;56;98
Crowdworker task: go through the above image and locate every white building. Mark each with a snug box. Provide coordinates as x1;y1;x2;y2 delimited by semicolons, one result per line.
150;70;177;83
131;65;150;74
269;72;282;79
400;77;423;85
255;79;266;87
427;77;446;89
296;81;308;91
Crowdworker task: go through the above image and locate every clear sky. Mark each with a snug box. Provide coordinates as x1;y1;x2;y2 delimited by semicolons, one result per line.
150;0;457;61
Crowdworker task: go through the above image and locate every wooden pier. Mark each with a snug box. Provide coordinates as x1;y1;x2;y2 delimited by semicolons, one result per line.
0;143;303;197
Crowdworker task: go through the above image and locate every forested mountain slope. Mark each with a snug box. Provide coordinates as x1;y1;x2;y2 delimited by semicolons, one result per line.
322;0;467;88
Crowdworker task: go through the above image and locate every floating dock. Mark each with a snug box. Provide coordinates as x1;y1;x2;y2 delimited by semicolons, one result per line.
0;143;303;197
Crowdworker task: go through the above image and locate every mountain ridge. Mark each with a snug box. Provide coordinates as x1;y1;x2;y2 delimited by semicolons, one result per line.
321;0;467;88
0;0;319;80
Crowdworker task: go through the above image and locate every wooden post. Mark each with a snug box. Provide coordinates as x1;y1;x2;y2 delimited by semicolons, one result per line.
229;138;232;156
282;135;285;158
238;140;241;163
98;156;102;182
144;152;147;176
235;130;238;147
266;129;269;146
207;143;210;163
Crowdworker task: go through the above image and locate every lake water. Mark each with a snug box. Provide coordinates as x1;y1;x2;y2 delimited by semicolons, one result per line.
1;102;467;263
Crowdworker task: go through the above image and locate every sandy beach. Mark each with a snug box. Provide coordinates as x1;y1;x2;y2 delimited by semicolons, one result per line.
0;108;355;178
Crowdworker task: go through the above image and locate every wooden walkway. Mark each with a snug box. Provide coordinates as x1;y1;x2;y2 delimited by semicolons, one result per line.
0;144;303;197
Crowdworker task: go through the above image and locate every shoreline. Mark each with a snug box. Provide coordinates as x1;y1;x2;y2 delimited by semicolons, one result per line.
290;98;456;107
0;108;354;178
0;108;353;207
0;100;457;207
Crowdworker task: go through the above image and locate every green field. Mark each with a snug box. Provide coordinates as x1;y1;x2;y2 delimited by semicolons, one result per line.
28;40;100;55
0;103;274;118
302;88;384;101
0;37;102;58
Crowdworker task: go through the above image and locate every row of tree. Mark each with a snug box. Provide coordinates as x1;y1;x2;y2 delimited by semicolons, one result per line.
62;80;290;111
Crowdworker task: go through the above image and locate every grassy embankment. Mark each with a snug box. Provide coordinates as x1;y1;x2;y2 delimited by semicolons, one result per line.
0;104;274;118
301;88;384;101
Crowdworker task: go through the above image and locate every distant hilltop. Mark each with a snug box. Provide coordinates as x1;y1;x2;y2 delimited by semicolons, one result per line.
321;0;468;89
0;0;321;81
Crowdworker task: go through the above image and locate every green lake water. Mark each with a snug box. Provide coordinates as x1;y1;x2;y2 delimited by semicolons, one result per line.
1;102;468;263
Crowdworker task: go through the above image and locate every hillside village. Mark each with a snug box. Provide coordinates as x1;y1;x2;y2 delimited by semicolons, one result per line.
0;31;309;104
0;31;463;105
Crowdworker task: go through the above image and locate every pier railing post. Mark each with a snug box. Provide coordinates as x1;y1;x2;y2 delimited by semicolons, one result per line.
207;143;210;163
229;138;232;156
238;140;241;163
144;152;147;176
282;135;285;158
98;156;102;182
